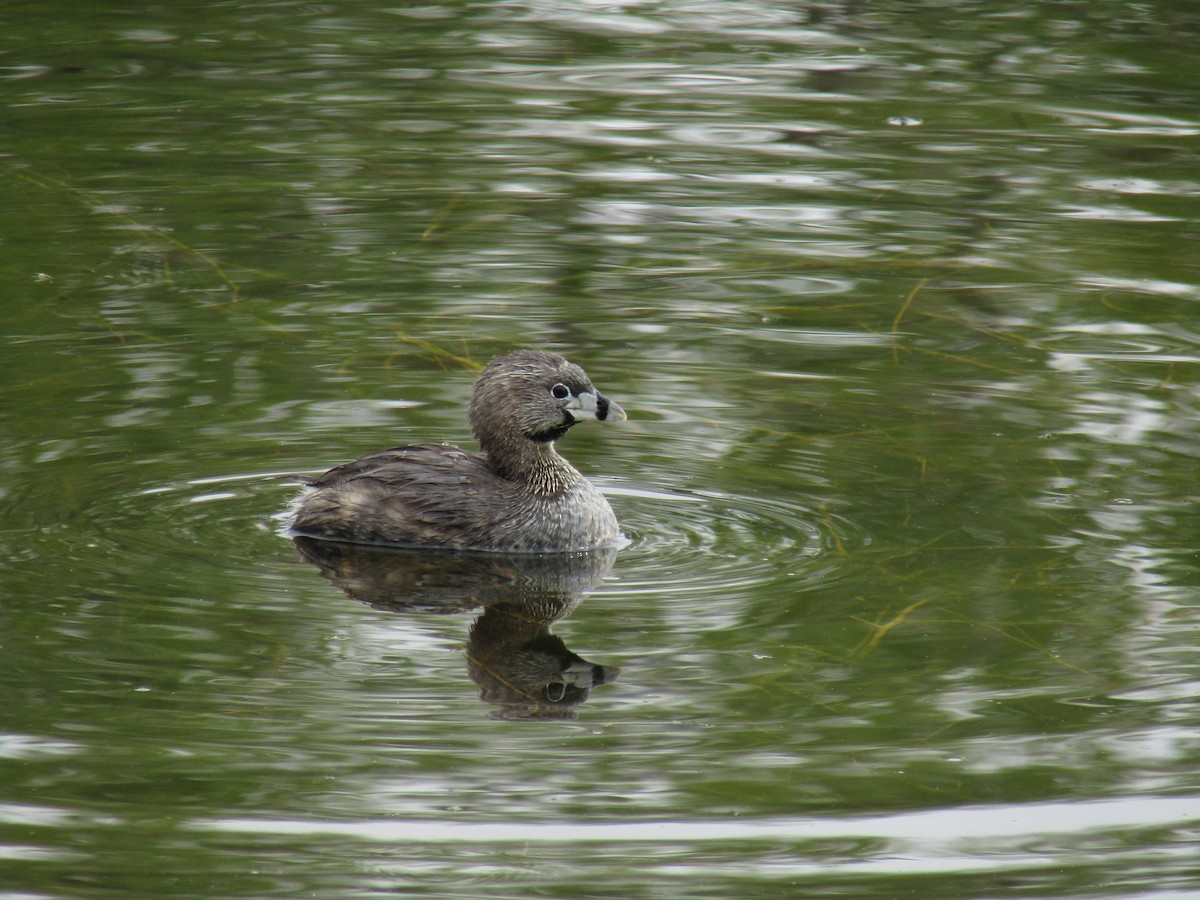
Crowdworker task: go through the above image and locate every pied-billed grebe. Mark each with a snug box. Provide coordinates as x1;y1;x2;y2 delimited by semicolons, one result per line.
290;349;626;552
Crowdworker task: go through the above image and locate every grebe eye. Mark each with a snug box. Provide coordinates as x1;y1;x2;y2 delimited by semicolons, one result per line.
551;383;571;400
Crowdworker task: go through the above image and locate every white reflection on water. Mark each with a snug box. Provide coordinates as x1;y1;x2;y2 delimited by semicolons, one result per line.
194;793;1199;845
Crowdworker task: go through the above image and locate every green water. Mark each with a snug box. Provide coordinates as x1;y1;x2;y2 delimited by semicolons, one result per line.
3;1;1200;897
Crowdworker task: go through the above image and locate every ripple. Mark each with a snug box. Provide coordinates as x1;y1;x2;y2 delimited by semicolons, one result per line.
603;483;861;603
30;468;313;610
134;470;303;541
111;465;861;616
456;60;869;101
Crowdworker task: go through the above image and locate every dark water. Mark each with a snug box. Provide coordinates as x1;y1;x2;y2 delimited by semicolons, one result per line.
4;2;1200;897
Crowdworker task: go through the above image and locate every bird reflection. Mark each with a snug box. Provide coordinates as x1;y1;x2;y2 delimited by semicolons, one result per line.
292;537;620;719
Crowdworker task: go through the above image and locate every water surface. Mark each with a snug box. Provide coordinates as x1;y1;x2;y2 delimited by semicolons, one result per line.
3;1;1200;897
